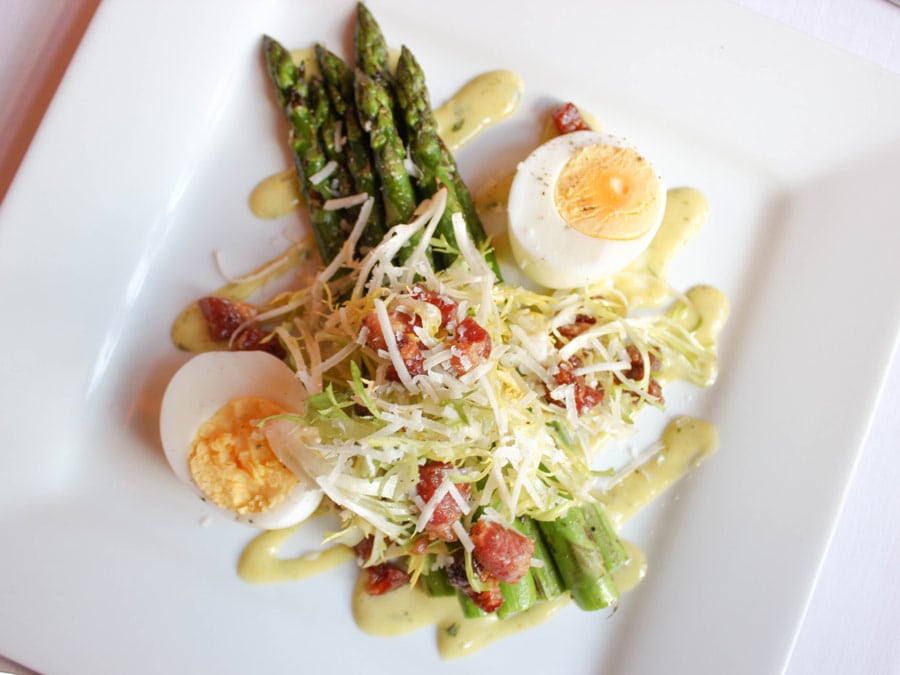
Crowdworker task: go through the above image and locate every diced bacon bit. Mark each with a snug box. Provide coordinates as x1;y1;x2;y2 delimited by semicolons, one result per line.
362;563;411;595
546;356;604;415
198;296;256;340
445;553;504;614
354;536;412;596
557;314;597;342
362;288;490;380
392;331;426;379
415;461;472;542
552;102;591;134
362;309;425;380
447;317;492;376
353;536;374;564
410;285;458;329
469;518;534;584
623;344;664;403
231;326;286;358
197;296;285;358
622;344;661;380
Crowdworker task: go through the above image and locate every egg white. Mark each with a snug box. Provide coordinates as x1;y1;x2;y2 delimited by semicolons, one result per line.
159;350;323;529
507;130;666;289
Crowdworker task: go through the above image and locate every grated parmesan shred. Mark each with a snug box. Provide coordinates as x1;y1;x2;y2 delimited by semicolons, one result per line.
309;160;337;185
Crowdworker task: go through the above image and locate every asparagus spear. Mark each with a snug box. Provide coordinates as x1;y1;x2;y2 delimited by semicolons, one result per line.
537;506;621;611
583;503;629;574
421;566;456;597
354;70;417;228
515;515;564;599
497;571;538;619
394;45;499;275
262;34;298;111
355;2;391;78
316;43;386;250
309;75;355;205
286;81;348;264
263;36;345;264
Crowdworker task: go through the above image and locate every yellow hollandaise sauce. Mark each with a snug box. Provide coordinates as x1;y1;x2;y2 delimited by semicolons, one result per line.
239;523;354;583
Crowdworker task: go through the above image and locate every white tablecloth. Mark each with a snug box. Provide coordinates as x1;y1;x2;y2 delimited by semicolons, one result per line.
1;1;898;673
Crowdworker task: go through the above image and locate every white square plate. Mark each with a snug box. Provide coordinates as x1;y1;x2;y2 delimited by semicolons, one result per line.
1;1;899;673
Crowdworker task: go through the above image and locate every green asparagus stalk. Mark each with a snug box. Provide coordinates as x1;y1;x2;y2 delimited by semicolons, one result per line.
354;70;417;228
355;2;391;78
286;83;347;264
497;571;538;619
394;45;499;275
421;566;456;597
583;503;629;574
537;506;620;611
262;34;298;111
263;36;344;264
309;75;356;206
316;43;386;250
515;515;564;599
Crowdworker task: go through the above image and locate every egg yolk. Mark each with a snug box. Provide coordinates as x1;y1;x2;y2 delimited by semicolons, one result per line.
554;144;661;240
189;396;297;515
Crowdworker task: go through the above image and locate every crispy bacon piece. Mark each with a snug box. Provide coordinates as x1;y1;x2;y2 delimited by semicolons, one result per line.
354;536;374;564
363;563;411;595
622;344;661;381
362;289;491;381
622;344;664;403
445;554;504;614
410;285;458;329
470;519;534;585
546;356;604;415
646;379;664;402
362;310;411;352
466;586;504;613
448;317;492;376
552;102;591;134
198;296;256;340
415;461;472;542
362;310;425;378
557;314;597;342
394;332;426;377
197;296;284;358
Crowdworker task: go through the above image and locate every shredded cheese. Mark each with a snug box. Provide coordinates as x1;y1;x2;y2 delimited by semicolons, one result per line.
309;160;337;185
323;192;370;211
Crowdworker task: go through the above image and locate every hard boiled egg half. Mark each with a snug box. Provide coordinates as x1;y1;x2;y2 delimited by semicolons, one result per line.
507;130;666;289
159;350;322;529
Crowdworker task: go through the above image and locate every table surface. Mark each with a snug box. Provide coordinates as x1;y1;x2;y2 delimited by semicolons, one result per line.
1;1;898;674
